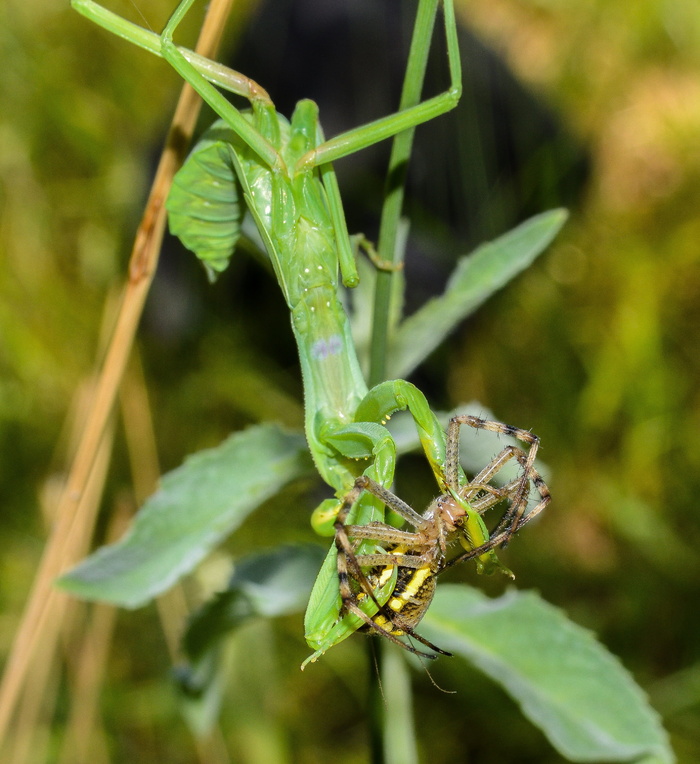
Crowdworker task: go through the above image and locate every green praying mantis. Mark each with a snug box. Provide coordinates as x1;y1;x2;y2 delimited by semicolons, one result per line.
71;0;545;664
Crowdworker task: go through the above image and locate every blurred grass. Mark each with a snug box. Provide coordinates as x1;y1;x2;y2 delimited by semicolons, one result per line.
1;0;699;761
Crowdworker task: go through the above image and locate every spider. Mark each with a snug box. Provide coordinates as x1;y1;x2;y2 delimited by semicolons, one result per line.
333;415;551;658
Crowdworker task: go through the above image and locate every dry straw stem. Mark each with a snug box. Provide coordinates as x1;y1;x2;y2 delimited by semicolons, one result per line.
119;353;194;662
56;499;130;764
0;0;235;749
6;423;114;764
53;354;195;764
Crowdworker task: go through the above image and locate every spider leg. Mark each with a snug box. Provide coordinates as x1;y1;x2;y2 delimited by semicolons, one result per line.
344;524;422;546
333;475;428;615
354;552;429;569
340;598;444;658
333;475;451;658
467;477;522;514
376;612;453;656
334;489;385;614
463;445;525;495
484;449;550;543
441;463;551;572
447;415;542;546
339;475;429;531
459;445;527;512
335;519;448;658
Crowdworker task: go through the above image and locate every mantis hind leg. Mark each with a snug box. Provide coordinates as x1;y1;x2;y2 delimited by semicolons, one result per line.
160;0;282;169
301;0;462;169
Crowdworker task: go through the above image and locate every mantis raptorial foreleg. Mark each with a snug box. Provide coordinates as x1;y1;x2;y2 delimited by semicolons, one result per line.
304;380;520;659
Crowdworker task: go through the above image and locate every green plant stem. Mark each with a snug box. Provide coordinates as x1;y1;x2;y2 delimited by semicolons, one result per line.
369;0;440;387
367;641;385;764
365;2;441;753
382;645;419;764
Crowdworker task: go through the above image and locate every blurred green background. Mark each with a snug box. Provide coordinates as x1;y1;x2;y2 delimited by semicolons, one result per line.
1;0;699;761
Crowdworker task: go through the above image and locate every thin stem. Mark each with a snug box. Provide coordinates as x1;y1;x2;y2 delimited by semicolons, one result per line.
382;646;419;764
367;641;386;764
369;0;442;386
363;2;447;754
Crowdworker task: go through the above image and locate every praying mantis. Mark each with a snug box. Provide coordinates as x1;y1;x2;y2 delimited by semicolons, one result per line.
71;0;540;663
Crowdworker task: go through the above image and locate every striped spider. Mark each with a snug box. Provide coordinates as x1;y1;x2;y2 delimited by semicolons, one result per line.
334;415;550;658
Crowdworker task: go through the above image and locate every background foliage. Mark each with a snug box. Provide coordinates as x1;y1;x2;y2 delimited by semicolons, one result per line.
1;0;699;761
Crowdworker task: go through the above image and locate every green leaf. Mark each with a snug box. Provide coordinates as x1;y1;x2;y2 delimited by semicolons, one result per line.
388;209;568;378
58;424;312;607
175;544;327;735
183;544;326;662
422;585;674;763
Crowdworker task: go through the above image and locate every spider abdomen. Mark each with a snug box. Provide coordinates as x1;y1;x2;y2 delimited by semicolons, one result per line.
366;562;437;636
